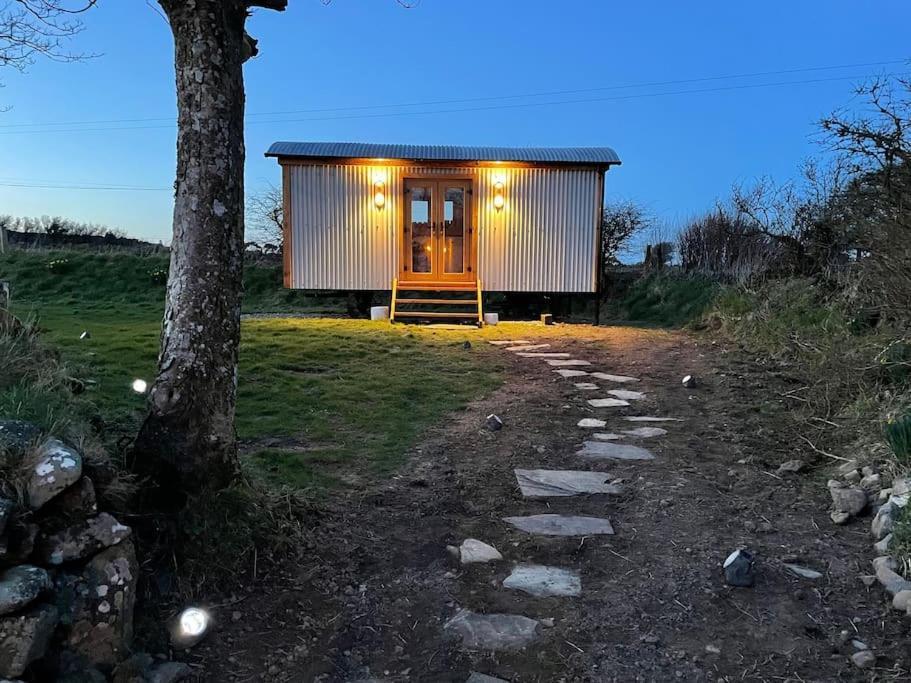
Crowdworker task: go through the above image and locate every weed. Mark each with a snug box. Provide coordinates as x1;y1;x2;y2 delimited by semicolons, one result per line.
885;414;911;464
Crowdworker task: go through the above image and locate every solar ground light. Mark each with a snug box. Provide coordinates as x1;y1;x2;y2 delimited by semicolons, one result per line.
171;606;211;649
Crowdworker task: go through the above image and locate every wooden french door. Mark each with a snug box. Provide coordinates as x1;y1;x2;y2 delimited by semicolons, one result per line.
402;179;473;283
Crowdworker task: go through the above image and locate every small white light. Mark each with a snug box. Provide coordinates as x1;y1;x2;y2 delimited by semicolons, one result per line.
132;379;148;394
179;607;209;638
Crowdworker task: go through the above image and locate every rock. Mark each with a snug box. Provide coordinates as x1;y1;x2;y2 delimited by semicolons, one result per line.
723;549;754;587
776;459;805;476
829;485;867;516
444;609;540;651
36;512;131;565
546;359;591;367
466;673;508;683
623;416;683;422
860;574;877;587
874;533;892;554
554;369;589;378
592;432;623;441
0;603;59;678
147;661;193;683
606;389;645;400
573;382;599;390
47;477;98;520
503;565;581;597
871;503;895;540
623;427;667;438
0;566;50;616
893;477;911;497
0;420;41;460
878;488;893;504
576;418;606;428
682;375;697;388
837;459;859;475
860;473;882;490
57;541;137;667
589;372;638;383
503;514;614;536
586;398;630;408
783;563;823;580
27;439;83;510
892;590;911;612
843;470;862;485
577;441;655;461
458;539;502;565
485;415;503;432
851;639;869;651
0;498;13;536
872;555;911;595
851;650;875;669
514;469;621;498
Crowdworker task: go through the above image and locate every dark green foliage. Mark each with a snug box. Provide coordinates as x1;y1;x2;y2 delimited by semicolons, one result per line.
606;273;719;327
886;414;911;464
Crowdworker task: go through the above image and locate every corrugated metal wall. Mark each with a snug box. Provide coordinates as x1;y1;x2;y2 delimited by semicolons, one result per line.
286;163;602;292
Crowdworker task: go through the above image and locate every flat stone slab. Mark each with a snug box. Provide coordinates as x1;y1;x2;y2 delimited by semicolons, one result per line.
587;398;630;408
607;389;646;400
784;563;823;580
590;372;639;383
503;514;614;536
467;674;509;683
459;539;503;564
505;344;550;351
444;609;540;651
573;382;599;390
516;352;571;358
546;359;591;367
577;418;606;428
515;469;621;498
623;416;683;422
623;426;667;438
503;564;581;597
554;369;589;378
578;441;655;461
593;432;624;440
488;340;531;346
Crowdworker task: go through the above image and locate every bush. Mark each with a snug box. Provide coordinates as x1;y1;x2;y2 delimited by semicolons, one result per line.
607;273;719;327
47;258;70;274
885;414;911;464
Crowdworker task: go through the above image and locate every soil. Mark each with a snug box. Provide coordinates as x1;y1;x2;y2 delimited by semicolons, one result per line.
186;326;911;682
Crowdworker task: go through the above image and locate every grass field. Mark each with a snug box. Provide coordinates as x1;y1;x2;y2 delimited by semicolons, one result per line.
2;249;509;492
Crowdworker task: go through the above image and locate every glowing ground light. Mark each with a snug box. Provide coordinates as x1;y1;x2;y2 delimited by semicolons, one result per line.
179;607;209;638
131;379;148;394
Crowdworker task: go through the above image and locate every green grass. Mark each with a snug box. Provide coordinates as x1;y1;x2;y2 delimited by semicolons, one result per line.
606;272;720;327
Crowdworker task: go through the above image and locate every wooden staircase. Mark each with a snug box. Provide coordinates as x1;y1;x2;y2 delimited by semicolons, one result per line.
390;278;484;325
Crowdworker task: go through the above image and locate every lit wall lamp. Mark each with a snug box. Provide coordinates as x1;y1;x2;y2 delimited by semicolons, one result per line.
373;178;386;209
492;180;505;211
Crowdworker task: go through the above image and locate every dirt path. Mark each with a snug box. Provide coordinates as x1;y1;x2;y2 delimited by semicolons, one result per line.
192;326;907;682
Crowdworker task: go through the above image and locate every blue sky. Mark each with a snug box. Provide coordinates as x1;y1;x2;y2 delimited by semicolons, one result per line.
0;1;909;248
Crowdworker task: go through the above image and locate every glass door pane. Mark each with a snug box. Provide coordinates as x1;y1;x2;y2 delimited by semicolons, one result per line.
442;186;465;274
409;186;432;274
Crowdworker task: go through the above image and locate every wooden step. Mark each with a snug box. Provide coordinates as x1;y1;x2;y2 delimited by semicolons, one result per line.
396;281;478;292
396;298;476;305
392;311;479;319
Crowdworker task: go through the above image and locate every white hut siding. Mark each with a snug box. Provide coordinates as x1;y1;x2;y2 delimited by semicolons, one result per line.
285;163;602;292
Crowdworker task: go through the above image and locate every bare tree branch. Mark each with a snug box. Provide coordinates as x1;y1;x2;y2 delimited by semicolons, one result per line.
0;0;97;73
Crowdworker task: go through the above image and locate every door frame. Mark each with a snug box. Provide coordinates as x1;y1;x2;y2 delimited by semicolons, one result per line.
399;175;477;284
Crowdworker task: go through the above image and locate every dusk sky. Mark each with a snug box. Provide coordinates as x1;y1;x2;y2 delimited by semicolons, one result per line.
1;1;909;248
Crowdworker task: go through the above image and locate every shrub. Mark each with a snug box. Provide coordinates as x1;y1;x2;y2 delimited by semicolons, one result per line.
885;414;911;464
47;258;70;274
148;268;168;286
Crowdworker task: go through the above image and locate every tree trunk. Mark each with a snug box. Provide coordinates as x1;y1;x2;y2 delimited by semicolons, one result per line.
134;0;249;495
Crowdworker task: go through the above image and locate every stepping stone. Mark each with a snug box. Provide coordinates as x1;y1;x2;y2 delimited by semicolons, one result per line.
623;426;667;438
573;382;598;390
590;372;639;383
587;398;630;408
593;432;623;440
516;352;571;358
444;609;540;651
554;369;589;378
503;564;581;597
504;514;614;536
505;344;550;351
578;441;655;461
467;674;509;683
607;389;646;400
784;563;823;580
546;359;591;367
515;469;621;498
459;539;503;564
488;340;531;346
577;418;606;428
623;416;683;422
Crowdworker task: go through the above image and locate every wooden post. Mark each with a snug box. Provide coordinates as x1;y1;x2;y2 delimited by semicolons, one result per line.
0;281;9;311
0;225;7;254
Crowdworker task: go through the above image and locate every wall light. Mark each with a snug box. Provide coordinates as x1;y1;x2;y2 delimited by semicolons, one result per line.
492;181;505;211
373;179;386;209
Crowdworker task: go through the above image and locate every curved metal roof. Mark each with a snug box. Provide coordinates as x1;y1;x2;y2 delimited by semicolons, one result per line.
265;141;621;166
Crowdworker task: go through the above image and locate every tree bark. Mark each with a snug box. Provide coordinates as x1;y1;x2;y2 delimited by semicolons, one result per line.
134;0;249;495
